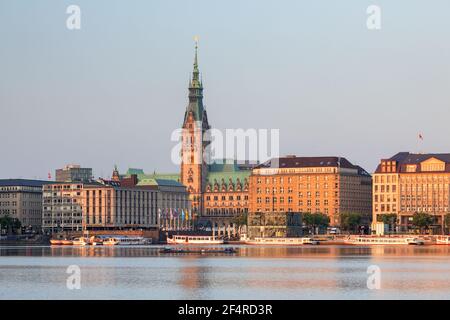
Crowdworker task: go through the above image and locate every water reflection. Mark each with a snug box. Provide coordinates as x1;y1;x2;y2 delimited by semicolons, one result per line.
0;245;449;299
1;245;450;258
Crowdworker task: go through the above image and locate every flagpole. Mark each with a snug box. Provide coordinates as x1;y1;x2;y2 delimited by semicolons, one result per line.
417;133;424;154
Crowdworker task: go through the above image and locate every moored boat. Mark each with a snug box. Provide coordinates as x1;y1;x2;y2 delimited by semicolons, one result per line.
167;235;224;245
102;237;119;246
244;237;320;245
50;239;63;245
114;236;151;245
61;239;74;245
88;236;103;246
345;237;425;245
72;237;89;246
97;235;151;245
436;236;450;245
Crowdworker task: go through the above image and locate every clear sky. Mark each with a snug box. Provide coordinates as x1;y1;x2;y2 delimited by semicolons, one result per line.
1;0;449;179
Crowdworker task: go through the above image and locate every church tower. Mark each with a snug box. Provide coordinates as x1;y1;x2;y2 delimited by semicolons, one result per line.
180;39;210;216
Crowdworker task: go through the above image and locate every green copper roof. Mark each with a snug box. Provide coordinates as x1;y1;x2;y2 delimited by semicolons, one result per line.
125;168;180;182
206;160;251;186
206;171;250;186
148;173;180;181
126;168;145;176
184;42;205;123
208;161;241;173
137;178;184;187
136;178;158;186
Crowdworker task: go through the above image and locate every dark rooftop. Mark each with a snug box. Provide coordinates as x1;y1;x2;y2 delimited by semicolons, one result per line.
255;156;371;177
376;152;450;173
257;156;355;169
0;179;52;187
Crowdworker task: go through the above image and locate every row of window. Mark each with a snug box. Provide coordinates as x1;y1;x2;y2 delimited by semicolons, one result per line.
44;185;83;191
255;207;339;214
0;193;17;198
374;185;397;193
374;195;397;203
206;202;248;207
205;195;248;201
255;197;338;206
256;175;337;184
205;208;248;215
206;186;248;192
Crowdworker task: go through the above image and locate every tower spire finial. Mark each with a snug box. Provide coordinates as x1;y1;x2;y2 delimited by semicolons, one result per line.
193;35;199;71
190;35;201;87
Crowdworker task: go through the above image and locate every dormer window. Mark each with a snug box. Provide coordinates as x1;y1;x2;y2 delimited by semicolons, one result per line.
421;158;445;172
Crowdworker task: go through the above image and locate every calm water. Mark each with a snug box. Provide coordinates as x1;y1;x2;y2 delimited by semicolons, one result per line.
1;245;450;299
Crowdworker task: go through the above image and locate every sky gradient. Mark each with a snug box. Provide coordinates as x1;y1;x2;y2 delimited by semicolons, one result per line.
1;0;449;179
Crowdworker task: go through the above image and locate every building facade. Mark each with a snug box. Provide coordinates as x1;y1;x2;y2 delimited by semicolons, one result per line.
82;182;158;230
372;152;450;232
204;161;250;220
42;173;190;234
0;179;51;231
55;164;93;182
42;182;89;233
249;156;372;226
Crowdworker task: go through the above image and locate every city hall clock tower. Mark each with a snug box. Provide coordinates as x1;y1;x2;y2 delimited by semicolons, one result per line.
180;40;210;215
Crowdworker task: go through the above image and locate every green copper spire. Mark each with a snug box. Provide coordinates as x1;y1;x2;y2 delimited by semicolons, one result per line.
184;37;205;124
194;40;198;69
191;37;201;89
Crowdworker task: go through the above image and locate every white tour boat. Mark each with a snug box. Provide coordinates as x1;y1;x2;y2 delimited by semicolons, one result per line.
100;236;150;245
244;237;320;245
72;237;89;246
102;237;119;246
436;236;450;245
167;235;224;245
346;237;425;245
115;236;151;245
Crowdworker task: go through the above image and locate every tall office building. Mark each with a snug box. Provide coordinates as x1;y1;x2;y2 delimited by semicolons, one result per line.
373;152;450;232
0;179;51;231
249;156;372;226
55;164;93;182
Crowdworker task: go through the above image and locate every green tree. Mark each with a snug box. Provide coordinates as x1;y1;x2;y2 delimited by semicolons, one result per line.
445;213;450;234
412;212;435;234
303;213;330;235
378;213;398;233
232;212;248;227
0;215;21;235
231;212;248;237
340;212;363;234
